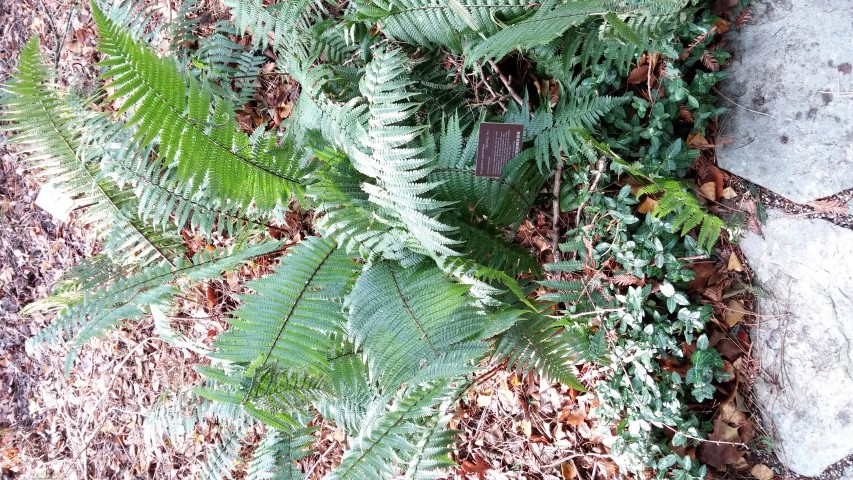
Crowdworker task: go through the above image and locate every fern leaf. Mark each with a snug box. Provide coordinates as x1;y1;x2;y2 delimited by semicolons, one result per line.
328;381;458;480
0;36;185;266
28;241;280;372
354;0;529;48
640;179;724;251
92;4;306;211
346;261;488;391
246;427;314;480
465;0;610;65
492;311;585;390
212;237;361;375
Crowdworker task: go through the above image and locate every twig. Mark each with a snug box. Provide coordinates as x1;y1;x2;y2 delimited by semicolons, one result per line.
551;158;563;262
574;157;606;229
564;308;625;319
713;87;776;118
487;59;531;112
36;0;63;68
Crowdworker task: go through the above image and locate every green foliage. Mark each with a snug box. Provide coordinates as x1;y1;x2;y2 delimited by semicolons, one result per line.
93;5;307;211
638;179;724;252
213;237;361;375
1;0;734;477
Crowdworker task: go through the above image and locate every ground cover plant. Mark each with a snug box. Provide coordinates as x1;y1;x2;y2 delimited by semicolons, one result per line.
1;0;754;477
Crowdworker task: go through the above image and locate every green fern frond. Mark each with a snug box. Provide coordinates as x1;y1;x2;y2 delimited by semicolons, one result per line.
428;117;547;226
92;4;307;210
534;87;628;171
638;179;723;251
95;117;286;238
193;21;266;106
0;37;186;267
224;0;328;56
353;0;529;48
292;48;459;259
246;427;314;480
465;0;610;65
195;364;328;430
28;241;281;373
309;151;420;264
346;261;488;391
450;220;541;278
212;237;361;375
315;352;377;436
492;311;585;390
329;381;458;480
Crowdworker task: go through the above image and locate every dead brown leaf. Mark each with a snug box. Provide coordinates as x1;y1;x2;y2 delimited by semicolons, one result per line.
637;196;659;214
724;299;749;327
627;64;650;84
750;463;774;480
808;199;848;216
727;252;744;272
561;460;578;480
699;182;718;201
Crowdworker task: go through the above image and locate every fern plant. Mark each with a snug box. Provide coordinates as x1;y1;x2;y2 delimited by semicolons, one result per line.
1;0;726;477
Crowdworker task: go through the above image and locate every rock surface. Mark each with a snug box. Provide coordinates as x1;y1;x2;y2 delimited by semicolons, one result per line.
717;0;853;204
739;211;853;476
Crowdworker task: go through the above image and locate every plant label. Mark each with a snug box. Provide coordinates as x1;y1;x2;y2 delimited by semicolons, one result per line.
476;122;523;178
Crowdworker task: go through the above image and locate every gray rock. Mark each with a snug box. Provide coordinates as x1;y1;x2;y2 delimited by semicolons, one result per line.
740;211;853;476
717;0;853;204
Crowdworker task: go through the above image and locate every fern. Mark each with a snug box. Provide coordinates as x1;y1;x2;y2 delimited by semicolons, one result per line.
637;179;724;251
329;381;458;480
353;0;530;48
492;310;585;390
0;37;186;267
346;261;488;391
465;0;611;65
93;4;307;211
2;0;720;476
213;236;361;374
28;240;280;372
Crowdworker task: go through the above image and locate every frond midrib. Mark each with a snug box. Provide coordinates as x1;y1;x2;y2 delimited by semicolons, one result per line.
254;243;338;369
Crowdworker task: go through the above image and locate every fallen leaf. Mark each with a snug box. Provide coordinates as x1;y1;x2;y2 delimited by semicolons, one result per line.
721;187;738;199
699;182;718;201
750;463;774;480
724;299;749;327
679;104;695;124
561;460;578;480
476;393;493;408
461;454;492;480
637;196;658;214
713;18;731;34
701;51;720;71
559;405;586;426
519;419;532;438
627;64;650;84
697;419;745;469
727;252;744;272
808;199;848;216
688;132;714;149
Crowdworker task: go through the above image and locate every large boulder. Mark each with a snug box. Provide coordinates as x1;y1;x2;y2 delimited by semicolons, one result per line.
717;0;853;204
740;211;853;476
